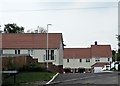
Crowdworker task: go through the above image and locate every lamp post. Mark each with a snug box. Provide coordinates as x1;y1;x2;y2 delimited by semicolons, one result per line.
46;24;52;70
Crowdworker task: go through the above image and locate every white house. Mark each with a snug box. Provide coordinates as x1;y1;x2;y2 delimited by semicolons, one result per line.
63;42;112;73
1;33;64;73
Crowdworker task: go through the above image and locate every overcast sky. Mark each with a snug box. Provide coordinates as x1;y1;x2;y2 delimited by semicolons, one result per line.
0;0;119;50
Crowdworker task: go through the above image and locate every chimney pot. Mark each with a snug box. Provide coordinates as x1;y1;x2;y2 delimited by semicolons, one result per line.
95;41;97;45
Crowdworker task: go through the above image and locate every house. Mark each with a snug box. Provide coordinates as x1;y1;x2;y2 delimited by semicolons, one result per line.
1;33;64;73
63;42;112;73
63;48;91;73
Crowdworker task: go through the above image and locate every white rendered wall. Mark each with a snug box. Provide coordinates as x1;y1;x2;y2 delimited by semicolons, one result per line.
63;58;92;69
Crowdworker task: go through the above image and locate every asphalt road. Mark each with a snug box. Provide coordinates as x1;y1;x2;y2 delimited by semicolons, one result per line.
20;72;120;86
47;72;120;86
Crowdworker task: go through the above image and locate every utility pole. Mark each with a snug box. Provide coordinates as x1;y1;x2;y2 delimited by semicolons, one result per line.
46;24;52;70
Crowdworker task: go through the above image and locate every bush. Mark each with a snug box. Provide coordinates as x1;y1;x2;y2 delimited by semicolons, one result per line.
110;67;116;71
64;68;71;73
20;63;48;72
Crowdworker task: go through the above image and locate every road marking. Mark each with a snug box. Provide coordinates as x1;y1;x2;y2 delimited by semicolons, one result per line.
46;73;59;84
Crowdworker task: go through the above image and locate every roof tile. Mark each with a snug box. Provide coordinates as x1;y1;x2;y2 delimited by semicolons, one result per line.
2;33;63;49
64;45;112;58
64;48;91;58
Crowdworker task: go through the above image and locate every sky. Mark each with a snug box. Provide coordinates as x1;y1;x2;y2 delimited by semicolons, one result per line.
0;0;119;50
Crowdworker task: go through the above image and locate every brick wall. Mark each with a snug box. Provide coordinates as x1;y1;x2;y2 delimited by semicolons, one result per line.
39;62;63;73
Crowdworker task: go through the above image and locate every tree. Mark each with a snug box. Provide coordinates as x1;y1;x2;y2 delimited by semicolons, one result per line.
27;26;47;33
116;49;120;61
37;26;47;33
112;50;116;62
116;35;120;61
4;23;24;33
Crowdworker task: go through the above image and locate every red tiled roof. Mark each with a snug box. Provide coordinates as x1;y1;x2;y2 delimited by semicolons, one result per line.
2;33;63;49
64;45;112;58
64;48;91;58
91;62;110;67
91;45;112;57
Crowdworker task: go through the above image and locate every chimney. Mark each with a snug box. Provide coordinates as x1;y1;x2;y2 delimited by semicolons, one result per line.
95;41;97;45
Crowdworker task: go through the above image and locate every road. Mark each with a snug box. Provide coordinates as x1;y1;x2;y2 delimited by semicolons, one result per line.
47;72;120;86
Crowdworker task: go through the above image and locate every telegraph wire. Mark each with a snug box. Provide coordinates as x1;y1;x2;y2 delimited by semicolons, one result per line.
0;6;117;13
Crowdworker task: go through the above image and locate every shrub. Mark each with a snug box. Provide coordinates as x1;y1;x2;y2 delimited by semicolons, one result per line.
20;63;48;72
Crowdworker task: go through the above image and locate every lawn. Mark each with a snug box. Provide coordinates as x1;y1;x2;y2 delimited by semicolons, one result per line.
2;72;56;85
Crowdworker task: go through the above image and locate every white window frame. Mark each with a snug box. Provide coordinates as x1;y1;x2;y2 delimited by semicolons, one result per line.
15;49;20;54
108;58;110;61
67;59;69;63
44;50;55;61
28;49;33;56
86;59;90;62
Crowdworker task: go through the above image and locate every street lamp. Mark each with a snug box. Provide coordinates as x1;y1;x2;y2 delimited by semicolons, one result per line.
46;24;52;70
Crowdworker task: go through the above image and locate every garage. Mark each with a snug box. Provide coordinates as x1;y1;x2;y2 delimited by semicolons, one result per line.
91;62;109;73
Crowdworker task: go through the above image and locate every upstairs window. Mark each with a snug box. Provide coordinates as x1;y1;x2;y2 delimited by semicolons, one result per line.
18;50;20;54
67;59;69;63
108;58;110;61
15;49;20;54
86;59;90;62
95;58;100;62
15;50;17;54
0;49;3;55
28;49;33;55
79;59;82;62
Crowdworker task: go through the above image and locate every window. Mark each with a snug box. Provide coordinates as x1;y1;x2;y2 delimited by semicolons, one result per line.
79;59;82;62
51;50;54;60
108;58;110;61
28;49;33;55
95;58;100;62
45;50;54;60
15;49;20;54
18;50;20;54
46;50;49;60
15;50;17;54
31;49;33;55
43;55;45;61
67;59;69;63
86;59;90;62
0;49;3;55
